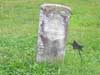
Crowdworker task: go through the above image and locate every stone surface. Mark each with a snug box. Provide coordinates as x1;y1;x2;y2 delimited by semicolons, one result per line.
36;4;71;62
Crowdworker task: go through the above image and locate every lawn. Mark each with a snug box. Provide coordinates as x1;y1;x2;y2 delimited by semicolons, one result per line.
0;0;100;75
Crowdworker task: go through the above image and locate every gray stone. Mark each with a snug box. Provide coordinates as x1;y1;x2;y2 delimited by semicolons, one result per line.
36;4;71;62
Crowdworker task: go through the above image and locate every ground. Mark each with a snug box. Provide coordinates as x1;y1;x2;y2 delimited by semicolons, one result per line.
0;0;100;75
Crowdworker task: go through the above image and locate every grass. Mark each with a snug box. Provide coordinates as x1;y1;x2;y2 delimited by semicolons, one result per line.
0;0;100;75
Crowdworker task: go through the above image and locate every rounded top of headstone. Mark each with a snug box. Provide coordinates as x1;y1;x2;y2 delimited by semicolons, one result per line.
41;4;71;12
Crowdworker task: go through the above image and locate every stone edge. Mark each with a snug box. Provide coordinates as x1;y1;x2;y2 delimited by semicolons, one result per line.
41;3;71;12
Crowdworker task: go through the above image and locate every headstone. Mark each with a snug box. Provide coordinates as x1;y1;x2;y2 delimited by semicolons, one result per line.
36;4;71;62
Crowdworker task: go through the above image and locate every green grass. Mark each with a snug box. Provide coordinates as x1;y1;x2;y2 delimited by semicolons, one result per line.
0;0;100;75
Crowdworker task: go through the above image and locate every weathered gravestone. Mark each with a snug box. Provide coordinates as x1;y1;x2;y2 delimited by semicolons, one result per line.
36;4;71;62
